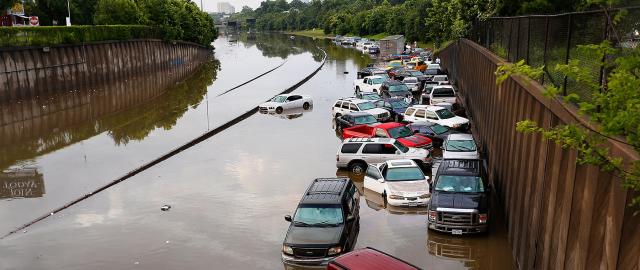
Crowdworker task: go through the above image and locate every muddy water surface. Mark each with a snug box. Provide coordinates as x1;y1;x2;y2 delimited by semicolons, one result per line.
0;34;514;270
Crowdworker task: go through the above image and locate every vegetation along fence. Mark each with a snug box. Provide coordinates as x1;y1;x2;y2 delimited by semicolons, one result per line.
0;25;162;48
472;6;640;101
439;38;640;270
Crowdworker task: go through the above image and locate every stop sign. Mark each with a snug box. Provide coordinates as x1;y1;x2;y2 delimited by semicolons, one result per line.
29;16;39;26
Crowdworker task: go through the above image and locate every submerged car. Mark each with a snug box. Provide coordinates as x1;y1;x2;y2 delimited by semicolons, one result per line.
328;247;422;270
260;94;313;114
403;105;469;131
364;160;431;207
442;133;479;159
407;121;457;147
282;178;360;265
374;98;409;122
379;81;413;104
428;159;490;235
336;138;432;174
356;91;382;101
335;112;379;131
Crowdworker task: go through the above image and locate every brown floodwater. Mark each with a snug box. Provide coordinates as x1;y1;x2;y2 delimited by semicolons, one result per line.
0;33;514;270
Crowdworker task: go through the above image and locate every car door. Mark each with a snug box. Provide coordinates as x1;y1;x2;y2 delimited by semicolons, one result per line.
364;164;385;194
380;143;402;162
404;107;417;122
414;109;427;122
425;110;440;124
336;115;350;129
333;101;343;116
361;143;383;163
341;101;351;115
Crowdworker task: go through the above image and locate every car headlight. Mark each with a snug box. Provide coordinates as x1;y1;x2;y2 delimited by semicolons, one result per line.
452;123;461;128
328;246;343;255
282;245;293;255
419;193;431;199
388;194;404;200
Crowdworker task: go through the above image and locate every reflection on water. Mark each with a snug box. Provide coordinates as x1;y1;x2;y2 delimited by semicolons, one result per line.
260;107;314;120
428;232;487;269
0;167;44;200
0;60;220;171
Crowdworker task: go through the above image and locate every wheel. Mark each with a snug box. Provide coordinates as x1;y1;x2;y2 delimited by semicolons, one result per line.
349;161;367;175
303;102;310;110
275;107;283;114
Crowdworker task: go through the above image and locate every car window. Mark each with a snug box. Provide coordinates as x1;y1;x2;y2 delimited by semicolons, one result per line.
445;139;477;152
362;144;382;154
433;88;455;97
385;167;425;181
432;124;450;134
366;165;383;179
341;143;362;154
354;115;377;125
349;104;359;111
294;206;344;225
435;175;484;193
363;78;368;84
435;109;455;119
334;101;342;108
381;144;397;154
374;129;387;138
341;102;350;109
387;126;413;139
357;102;376;110
405;108;416;116
426;111;439;120
370;78;384;84
389;84;409;92
415;109;426;119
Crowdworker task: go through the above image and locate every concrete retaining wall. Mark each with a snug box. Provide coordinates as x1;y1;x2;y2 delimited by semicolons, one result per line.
0;39;211;102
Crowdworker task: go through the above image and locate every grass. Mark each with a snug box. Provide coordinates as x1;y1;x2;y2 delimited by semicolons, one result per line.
286;29;329;39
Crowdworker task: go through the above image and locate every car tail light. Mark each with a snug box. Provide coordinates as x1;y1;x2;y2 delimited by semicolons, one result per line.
428;210;437;221
479;214;488;224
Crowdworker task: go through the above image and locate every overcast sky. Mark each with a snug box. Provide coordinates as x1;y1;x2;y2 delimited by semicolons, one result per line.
200;0;263;12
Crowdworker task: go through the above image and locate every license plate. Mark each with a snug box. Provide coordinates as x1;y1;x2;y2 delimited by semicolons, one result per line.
408;202;418;206
452;229;463;235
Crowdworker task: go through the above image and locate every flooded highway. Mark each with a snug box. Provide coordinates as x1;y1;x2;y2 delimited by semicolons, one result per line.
0;34;515;269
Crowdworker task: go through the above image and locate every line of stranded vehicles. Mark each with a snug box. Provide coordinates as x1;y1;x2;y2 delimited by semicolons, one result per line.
260;56;492;270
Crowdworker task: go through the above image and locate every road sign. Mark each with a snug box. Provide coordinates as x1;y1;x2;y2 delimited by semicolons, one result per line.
29;16;39;26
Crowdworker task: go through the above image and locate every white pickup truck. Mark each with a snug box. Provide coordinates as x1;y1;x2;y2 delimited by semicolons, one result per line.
354;76;385;94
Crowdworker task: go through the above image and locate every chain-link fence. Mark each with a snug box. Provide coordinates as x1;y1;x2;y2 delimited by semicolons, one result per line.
472;7;640;100
0;26;162;48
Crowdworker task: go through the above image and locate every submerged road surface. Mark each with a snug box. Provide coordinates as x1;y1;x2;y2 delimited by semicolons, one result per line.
0;34;515;270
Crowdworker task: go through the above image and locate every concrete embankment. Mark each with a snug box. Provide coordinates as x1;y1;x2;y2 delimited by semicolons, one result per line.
0;39;211;102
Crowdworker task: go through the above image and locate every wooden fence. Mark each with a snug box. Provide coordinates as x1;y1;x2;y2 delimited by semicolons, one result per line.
438;38;639;269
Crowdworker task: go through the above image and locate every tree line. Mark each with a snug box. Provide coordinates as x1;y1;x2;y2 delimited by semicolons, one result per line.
231;0;633;45
4;0;216;46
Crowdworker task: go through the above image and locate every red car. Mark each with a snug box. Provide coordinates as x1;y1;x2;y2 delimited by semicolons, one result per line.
342;122;433;149
328;247;421;270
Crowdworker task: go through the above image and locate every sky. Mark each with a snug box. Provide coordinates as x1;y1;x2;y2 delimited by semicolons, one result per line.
201;0;263;12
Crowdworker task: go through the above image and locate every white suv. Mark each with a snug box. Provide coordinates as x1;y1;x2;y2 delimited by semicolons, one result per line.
442;133;479;159
332;98;390;121
364;160;431;207
403;105;469;131
336;138;432;174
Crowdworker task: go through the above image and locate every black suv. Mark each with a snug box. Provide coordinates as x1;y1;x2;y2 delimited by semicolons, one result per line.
282;178;360;265
427;159;490;235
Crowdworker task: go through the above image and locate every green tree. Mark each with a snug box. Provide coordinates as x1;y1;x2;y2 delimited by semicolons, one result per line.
94;0;142;25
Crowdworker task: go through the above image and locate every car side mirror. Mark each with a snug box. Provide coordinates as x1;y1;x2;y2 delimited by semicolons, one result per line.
284;215;292;222
395;150;401;155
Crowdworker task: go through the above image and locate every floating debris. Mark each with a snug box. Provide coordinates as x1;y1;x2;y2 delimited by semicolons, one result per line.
160;205;171;211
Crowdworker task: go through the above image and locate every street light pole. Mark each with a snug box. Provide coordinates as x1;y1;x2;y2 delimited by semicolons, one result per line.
66;0;71;26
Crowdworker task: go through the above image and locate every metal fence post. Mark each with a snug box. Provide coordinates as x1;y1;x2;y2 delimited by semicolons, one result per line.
507;18;512;61
515;18;521;61
542;17;550;85
526;17;531;64
562;14;573;96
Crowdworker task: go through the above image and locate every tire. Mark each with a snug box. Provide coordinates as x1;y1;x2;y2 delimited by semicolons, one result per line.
335;113;342;119
348;161;367;175
303;102;310;110
275;107;283;114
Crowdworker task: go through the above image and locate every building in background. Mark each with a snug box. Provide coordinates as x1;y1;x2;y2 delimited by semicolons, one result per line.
217;2;236;14
379;35;406;56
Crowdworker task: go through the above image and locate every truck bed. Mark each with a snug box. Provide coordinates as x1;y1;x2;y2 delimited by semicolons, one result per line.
342;125;376;139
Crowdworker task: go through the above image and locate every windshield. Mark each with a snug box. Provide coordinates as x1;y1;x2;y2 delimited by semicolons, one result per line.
433;88;455;97
354;115;378;125
409;71;423;76
435;109;455;119
389;84;409;92
431;124;450;135
404;78;418;83
272;96;287;103
425;69;439;75
435;175;485;193
370;78;384;84
361;93;381;100
394;141;409;153
357;102;376;110
446;139;477;152
390;62;403;67
386;167;425;181
389;100;408;109
434;76;448;82
293;206;343;226
388;126;413;139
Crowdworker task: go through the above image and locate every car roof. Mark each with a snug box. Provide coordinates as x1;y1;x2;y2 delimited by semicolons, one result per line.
346;112;374;117
438;159;483;176
432;85;454;89
409;105;446;111
365;75;383;79
344;137;395;144
375;122;405;129
300;178;350;205
338;98;371;104
331;247;421;270
447;133;474;140
385;80;404;85
384;159;418;168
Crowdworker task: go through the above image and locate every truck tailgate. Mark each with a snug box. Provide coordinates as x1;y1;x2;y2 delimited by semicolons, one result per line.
342;125;375;138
